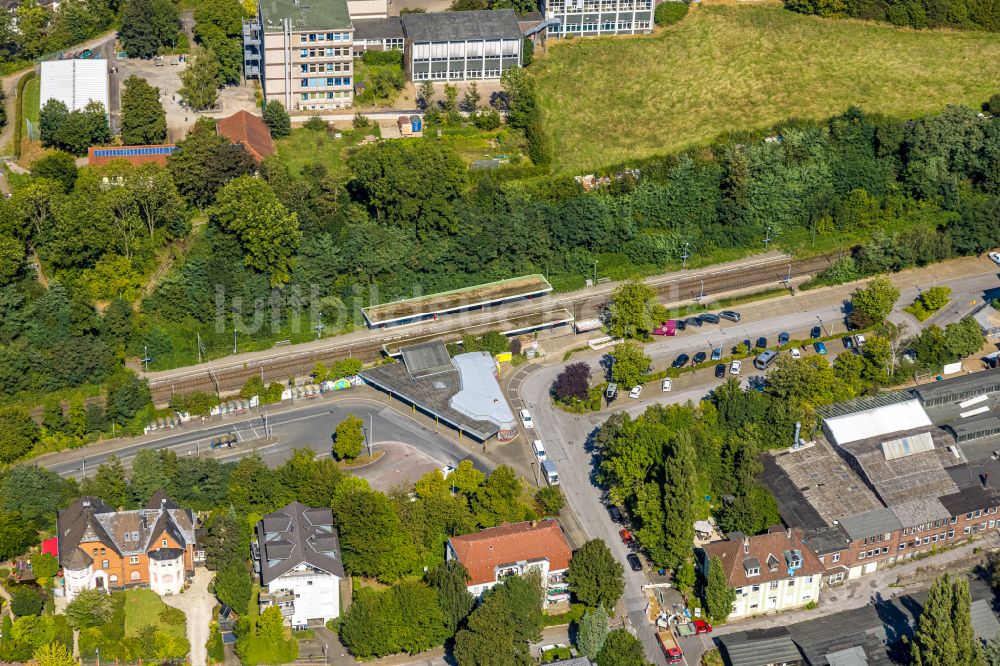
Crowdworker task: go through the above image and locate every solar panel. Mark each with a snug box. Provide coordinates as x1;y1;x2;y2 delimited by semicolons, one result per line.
93;146;177;157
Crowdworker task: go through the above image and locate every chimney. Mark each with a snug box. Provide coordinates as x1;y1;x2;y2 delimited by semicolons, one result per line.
161;498;167;507
787;527;792;539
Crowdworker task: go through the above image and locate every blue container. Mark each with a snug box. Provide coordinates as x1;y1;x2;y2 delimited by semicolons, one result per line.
410;115;422;132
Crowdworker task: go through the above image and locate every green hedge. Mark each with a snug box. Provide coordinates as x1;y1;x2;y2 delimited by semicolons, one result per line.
13;70;35;157
655;1;689;26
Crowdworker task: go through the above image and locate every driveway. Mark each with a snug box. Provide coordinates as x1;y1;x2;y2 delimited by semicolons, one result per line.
163;567;216;666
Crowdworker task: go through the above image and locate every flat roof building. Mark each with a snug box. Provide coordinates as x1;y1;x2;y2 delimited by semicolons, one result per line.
543;0;654;39
244;0;355;112
402;10;523;82
360;342;517;441
40;59;109;113
88;144;177;167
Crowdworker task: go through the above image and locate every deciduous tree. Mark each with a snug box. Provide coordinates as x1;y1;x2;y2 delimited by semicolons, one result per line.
263;100;291;139
910;574;981;666
595;628;650;666
179;46;222;111
0;407;38;464
553;362;591;402
426;560;474;633
566;539;625;610
120;75;167;145
211;175;301;286
610;341;650;390
120;0;177;58
609;278;666;339
333;414;365;460
849;276;900;328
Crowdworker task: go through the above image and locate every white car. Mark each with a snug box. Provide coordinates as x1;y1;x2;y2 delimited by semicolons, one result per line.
661;379;672;392
790;348;801;359
531;439;547;461
730;360;742;375
629;385;642;398
854;334;866;347
519;409;534;429
989;251;1000;266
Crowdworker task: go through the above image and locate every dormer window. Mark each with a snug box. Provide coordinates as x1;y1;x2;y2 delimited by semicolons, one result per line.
746;567;760;577
767;554;780;572
124;532;131;541
743;557;761;577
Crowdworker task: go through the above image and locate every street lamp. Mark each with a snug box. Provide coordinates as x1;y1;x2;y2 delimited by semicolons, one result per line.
360;413;374;457
764;226;773;250
314;313;324;340
593;260;598;285
817;314;826;337
680;241;690;270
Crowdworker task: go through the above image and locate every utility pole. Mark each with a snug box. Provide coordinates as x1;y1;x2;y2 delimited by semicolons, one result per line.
233;326;238;354
681;241;690;270
593;260;598;285
314;313;324;340
764;226;773;251
696;279;704;301
196;332;202;364
141;346;151;372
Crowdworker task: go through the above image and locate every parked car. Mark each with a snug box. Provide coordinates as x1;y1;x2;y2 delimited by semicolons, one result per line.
814;341;828;355
778;331;790;345
756;336;768;349
684;317;702;328
790;347;802;359
605;383;618;401
843;336;855;350
692;351;707;365
627;553;643;572
711;347;723;361
662;379;672;392
675;319;687;332
672;354;689;369
693;620;713;634
519;409;534;429
531;440;546;461
714;363;726;378
629;385;642;399
855;334;866;347
78;49;93;58
741;339;752;353
730;360;742;375
989;251;1000;266
619;529;634;546
607;505;623;523
811;325;822;339
720;310;741;322
698;313;720;325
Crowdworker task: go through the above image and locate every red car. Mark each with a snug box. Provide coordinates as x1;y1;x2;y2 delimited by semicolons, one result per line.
619;529;634;546
693;619;713;634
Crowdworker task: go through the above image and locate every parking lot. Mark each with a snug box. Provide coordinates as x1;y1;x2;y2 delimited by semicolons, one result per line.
114;58;258;141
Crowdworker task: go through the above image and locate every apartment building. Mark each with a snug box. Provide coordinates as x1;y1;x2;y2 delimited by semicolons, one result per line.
542;0;654;38
446;519;572;607
244;0;355;111
701;527;824;619
56;491;197;600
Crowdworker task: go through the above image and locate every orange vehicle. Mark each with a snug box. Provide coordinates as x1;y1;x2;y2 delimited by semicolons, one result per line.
657;629;683;664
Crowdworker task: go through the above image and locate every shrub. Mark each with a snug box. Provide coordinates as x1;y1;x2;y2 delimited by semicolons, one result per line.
159;605;186;626
206;622;225;664
11;587;43;616
168;391;220;416
553;362;591;402
352;112;370;130
361;50;403;66
654;1;688;26
303;115;328;131
535;486;565;516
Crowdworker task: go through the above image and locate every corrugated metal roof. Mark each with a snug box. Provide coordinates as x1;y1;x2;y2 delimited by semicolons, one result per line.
719;628;803;666
881;431;935;460
824;399;932;446
401;9;522;42
40;59;109;113
838;508;903;541
825;646;870;666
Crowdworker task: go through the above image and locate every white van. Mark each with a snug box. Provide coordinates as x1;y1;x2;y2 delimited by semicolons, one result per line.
532;440;547;461
541;460;559;485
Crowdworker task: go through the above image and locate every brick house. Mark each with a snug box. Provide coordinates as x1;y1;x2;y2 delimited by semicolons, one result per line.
446;519;572;607
56;491;197;600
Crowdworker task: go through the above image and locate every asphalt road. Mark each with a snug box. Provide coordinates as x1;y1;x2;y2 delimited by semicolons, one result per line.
512;268;1000;666
41;396;492;479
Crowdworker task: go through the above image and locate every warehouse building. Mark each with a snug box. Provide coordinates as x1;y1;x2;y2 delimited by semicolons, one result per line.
401;10;523;82
243;0;355;111
40;59;109;113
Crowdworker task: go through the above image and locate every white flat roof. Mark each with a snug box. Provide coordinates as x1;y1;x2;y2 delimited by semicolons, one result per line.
825;398;933;446
40;59;109;113
449;352;514;427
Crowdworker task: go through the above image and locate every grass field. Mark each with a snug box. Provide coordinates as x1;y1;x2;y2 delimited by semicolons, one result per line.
534;5;1000;173
21;75;39;141
123;589;187;639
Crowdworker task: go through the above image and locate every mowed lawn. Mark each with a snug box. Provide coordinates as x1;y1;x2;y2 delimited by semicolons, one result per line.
534;5;1000;173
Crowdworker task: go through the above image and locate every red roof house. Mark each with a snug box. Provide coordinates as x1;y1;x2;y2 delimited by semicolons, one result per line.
215;110;275;161
447;519;572;606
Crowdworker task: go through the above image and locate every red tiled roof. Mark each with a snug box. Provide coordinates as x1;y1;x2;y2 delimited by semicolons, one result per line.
702;527;825;589
215;110;275;161
449;519;572;586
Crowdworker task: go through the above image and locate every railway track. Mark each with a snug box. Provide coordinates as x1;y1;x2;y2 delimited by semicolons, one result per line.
147;251;847;405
